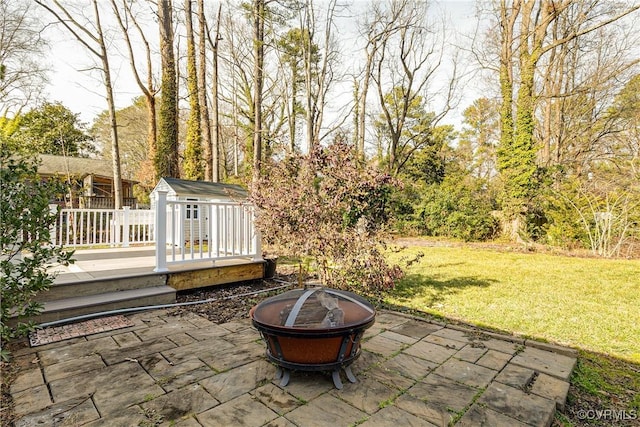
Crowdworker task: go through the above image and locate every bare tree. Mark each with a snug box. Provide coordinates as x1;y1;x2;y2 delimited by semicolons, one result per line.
205;3;223;182
297;0;344;152
109;0;159;188
197;0;212;181
371;0;458;175
252;0;265;182
37;0;124;209
355;1;407;160
537;3;640;175
0;0;48;116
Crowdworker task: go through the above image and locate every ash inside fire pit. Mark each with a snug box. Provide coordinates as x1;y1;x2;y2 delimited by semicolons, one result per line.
250;287;375;389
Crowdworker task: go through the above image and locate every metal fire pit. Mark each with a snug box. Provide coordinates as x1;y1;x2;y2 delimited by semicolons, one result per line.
250;287;375;389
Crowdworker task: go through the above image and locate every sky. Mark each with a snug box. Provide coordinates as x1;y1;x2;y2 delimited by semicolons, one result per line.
42;0;482;129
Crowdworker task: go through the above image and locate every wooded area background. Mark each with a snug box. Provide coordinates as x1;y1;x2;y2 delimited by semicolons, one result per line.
1;0;639;257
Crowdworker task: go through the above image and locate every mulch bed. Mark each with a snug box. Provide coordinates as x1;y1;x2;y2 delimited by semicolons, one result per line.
169;275;297;324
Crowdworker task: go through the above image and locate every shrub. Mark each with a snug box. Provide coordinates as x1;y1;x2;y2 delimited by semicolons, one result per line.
250;141;402;298
0;151;73;360
402;179;499;241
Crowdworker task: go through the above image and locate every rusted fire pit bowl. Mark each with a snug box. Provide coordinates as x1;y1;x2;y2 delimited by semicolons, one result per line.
250;287;375;389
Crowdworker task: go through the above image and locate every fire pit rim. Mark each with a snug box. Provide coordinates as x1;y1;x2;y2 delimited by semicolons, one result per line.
250;286;376;330
249;286;377;389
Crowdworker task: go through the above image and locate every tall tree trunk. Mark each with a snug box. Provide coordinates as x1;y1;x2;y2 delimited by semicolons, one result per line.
496;0;520;240
157;0;179;178
357;48;375;160
91;0;122;209
252;0;265;183
288;61;298;153
211;4;222;182
197;0;212;181
183;0;203;180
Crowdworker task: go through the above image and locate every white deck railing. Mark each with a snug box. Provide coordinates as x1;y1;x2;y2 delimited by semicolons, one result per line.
51;193;262;271
154;190;262;272
51;206;155;247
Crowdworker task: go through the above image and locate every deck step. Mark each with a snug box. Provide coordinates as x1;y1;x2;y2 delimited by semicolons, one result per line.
16;286;176;326
37;274;167;302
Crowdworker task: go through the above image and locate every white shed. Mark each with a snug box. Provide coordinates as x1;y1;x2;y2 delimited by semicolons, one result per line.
151;177;247;203
151;178;249;246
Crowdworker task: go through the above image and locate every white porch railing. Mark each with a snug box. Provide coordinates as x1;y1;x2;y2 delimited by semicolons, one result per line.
154;190;262;272
51;206;155;247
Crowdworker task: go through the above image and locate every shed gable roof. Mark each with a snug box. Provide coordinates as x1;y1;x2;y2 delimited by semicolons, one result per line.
158;177;248;199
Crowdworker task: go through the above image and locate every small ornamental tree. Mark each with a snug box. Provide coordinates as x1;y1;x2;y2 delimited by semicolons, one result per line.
250;141;403;298
0;149;74;359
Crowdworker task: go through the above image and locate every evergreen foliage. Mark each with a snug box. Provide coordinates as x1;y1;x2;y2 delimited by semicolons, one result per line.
0;149;73;360
2;102;94;156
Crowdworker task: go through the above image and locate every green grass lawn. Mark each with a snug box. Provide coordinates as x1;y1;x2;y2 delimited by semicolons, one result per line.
385;245;640;364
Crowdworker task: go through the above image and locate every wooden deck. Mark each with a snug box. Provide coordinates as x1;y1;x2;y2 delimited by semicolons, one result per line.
12;247;268;326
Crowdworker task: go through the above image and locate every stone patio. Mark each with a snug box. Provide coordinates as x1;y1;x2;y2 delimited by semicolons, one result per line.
9;309;577;426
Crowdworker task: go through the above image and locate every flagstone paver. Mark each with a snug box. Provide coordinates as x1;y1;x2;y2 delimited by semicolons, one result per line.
394;392;456;426
14;396;100;427
476;348;513;370
12;384;52;417
365;362;418;390
477;382;557;427
423;333;465;349
511;346;577;381
197;393;279;426
430;326;476;344
381;352;439;380
139;384;220;422
390;319;442;339
37;336;117;365
481;337;522;354
363;333;411;357
274;371;334;401
359;405;439;427
495;363;536;388
454;344;488;363
110;331;142;346
531;372;572;410
433;357;498;388
83;405;149;426
331;376;399;414
251;383;303;415
457;405;532;427
43;354;106;382
10;369;45;394
284;393;367;427
408;373;479;413
199;359;273;403
10;309;577;426
403;339;458;363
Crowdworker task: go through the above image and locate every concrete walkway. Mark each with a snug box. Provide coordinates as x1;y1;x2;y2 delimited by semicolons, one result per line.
10;307;577;426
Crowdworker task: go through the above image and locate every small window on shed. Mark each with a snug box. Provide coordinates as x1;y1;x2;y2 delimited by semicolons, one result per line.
186;198;199;219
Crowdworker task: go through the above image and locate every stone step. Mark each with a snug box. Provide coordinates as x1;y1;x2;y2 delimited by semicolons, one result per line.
13;286;176;326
